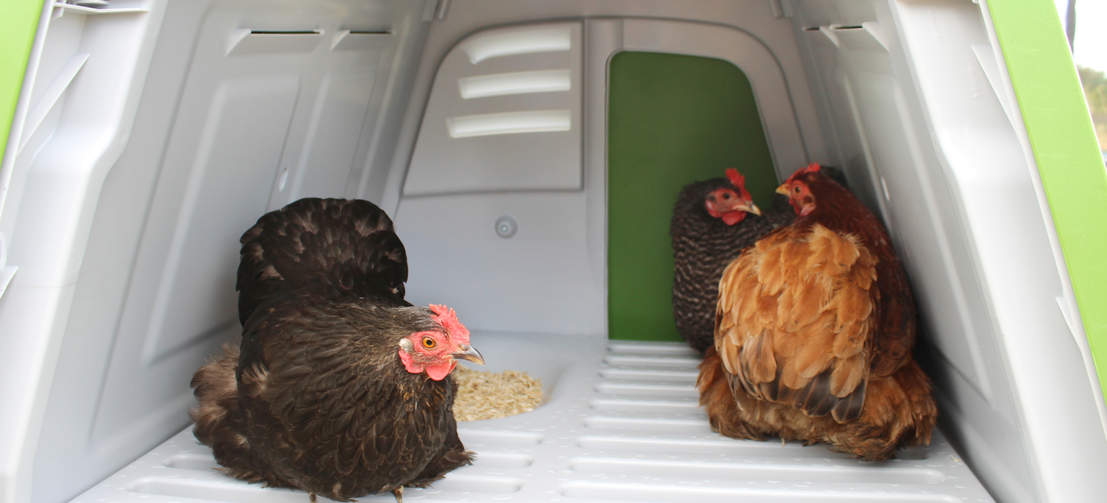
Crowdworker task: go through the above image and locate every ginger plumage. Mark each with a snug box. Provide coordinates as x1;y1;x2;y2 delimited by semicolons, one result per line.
697;164;936;460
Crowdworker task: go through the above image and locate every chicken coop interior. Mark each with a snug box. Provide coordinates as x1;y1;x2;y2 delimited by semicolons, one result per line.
2;0;1106;502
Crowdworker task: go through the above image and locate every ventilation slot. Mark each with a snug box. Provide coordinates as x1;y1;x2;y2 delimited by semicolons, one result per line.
227;29;324;55
458;70;571;99
446;110;570;138
331;29;392;51
460;25;572;64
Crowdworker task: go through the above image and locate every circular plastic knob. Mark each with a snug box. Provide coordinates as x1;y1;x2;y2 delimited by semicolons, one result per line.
495;215;517;238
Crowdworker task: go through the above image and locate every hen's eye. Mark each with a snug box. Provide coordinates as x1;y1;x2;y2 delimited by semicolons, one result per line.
722;193;731;200
793;186;801;193
422;337;436;349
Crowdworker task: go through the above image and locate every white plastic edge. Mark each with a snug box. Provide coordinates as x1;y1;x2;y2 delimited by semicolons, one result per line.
976;0;1107;441
0;0;53;498
0;1;170;501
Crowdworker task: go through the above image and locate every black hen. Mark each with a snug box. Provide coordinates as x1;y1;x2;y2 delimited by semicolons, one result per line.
670;169;793;353
236;198;409;324
192;198;484;502
192;296;482;501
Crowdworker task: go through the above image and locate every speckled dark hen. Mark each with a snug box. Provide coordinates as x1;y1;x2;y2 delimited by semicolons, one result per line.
670;178;792;353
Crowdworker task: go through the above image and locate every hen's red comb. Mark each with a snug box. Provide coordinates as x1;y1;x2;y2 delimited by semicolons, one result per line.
429;304;470;344
725;168;745;188
725;168;753;200
786;163;821;183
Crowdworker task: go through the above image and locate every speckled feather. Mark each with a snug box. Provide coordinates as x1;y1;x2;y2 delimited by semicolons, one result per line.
236;198;409;325
670;178;793;353
191;296;472;501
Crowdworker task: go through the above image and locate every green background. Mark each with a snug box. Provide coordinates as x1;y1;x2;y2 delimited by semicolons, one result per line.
607;51;778;342
988;0;1107;401
1;0;43;165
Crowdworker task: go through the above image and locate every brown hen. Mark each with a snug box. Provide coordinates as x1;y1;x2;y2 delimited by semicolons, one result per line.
697;163;937;460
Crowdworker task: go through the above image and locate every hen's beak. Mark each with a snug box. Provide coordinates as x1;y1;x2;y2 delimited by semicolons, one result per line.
775;183;790;196
742;202;762;216
451;344;485;365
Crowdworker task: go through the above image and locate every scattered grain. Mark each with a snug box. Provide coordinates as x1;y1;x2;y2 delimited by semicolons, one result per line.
452;366;543;421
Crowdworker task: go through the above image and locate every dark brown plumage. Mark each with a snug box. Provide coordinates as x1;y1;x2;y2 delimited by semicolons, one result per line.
192;296;473;501
236;198;409;324
193;198;481;501
671;176;792;353
698;165;936;460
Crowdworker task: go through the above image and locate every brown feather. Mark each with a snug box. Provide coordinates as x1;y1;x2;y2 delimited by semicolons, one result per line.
702;170;936;459
742;332;777;385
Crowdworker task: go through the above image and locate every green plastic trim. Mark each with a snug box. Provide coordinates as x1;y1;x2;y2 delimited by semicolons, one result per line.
987;0;1107;401
1;0;44;165
607;51;778;342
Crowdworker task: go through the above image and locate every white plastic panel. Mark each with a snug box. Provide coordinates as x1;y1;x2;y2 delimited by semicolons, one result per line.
76;337;993;503
0;2;167;502
403;22;583;195
142;76;300;363
397;192;606;336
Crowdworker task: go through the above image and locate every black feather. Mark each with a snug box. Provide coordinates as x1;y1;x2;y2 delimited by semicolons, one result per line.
236;198;409;325
191;198;472;501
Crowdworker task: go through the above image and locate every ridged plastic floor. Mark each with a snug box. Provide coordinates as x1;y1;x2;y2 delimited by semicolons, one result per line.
75;333;994;502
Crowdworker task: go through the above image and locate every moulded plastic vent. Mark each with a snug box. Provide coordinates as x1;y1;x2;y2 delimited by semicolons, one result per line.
458;24;572;64
403;22;583;195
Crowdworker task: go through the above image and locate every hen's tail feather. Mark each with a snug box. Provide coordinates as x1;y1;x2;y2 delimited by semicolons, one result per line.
825;359;937;460
700;345;937;461
189;344;266;482
894;358;938;446
698;348;764;440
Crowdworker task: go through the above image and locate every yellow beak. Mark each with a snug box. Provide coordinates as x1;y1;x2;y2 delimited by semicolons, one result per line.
743;202;762;216
775;183;790;196
451;344;485;365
